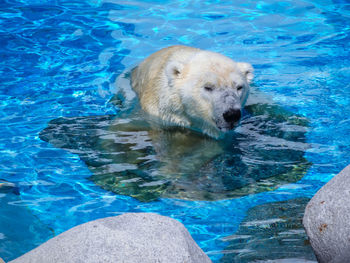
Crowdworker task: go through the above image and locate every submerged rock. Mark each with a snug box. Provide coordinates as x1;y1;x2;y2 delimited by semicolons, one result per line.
0;181;53;262
10;213;212;263
303;165;350;263
221;198;316;263
39;101;311;202
0;179;19;195
253;259;316;263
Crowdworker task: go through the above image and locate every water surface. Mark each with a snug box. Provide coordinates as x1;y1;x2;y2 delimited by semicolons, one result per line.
1;0;349;262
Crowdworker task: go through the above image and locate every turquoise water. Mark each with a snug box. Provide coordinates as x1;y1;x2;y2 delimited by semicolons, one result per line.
1;0;350;262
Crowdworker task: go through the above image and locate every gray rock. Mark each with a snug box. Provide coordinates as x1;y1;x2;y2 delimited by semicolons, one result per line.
303;165;350;263
10;213;212;263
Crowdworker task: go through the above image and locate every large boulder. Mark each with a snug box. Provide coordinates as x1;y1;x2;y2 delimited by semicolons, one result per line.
303;165;350;263
10;213;211;263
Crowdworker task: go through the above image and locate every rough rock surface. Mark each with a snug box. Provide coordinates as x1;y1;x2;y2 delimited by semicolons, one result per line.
10;213;212;263
303;165;350;263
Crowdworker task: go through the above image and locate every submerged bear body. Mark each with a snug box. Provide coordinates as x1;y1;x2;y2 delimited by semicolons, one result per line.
131;45;254;138
39;46;311;202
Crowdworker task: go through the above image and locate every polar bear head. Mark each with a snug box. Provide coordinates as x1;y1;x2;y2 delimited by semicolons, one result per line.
165;50;253;138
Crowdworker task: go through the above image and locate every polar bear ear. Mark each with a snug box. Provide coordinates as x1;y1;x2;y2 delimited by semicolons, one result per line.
165;61;184;83
237;62;254;84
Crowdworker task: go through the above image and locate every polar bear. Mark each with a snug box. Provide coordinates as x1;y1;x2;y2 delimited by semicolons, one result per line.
131;45;254;138
39;45;310;201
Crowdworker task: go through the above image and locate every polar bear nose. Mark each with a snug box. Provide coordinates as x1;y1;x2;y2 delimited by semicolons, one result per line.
223;108;241;123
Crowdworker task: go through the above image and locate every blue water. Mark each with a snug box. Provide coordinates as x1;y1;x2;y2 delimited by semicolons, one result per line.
0;0;349;262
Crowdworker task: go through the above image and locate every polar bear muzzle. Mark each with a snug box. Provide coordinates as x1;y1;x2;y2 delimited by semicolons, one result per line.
215;106;242;131
223;108;241;124
210;87;245;132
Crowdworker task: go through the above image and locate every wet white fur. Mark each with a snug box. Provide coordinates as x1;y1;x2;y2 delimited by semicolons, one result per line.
131;45;253;138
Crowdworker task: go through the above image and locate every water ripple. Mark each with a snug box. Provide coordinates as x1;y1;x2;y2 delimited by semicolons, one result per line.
0;0;349;262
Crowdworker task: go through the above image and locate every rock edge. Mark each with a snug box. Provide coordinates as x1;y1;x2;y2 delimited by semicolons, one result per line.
303;165;350;263
10;213;212;263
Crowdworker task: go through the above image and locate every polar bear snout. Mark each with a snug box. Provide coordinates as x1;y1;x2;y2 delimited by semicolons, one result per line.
215;106;242;132
223;108;241;124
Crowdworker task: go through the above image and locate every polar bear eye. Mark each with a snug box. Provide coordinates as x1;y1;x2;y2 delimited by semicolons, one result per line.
204;86;214;92
237;85;243;91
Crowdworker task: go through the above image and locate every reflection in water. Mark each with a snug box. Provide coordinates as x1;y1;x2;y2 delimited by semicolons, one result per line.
220;198;316;262
40;96;311;201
